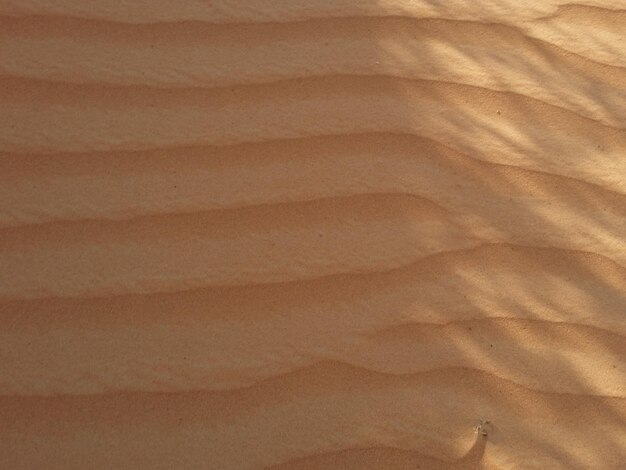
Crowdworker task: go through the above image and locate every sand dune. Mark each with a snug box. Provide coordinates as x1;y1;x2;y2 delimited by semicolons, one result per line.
0;1;625;469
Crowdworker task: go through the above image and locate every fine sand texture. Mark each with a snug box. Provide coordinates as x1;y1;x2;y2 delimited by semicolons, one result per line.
1;1;625;469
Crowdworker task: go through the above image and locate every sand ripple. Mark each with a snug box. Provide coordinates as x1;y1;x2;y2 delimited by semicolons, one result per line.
0;2;625;469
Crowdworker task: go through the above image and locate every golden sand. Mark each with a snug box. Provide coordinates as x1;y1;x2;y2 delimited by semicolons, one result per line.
0;1;625;468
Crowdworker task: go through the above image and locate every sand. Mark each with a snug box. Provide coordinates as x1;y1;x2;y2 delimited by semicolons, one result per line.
0;1;625;469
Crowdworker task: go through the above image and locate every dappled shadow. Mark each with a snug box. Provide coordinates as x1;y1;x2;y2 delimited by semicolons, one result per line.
356;1;626;468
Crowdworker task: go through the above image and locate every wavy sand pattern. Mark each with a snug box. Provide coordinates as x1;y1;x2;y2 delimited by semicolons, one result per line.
0;1;625;469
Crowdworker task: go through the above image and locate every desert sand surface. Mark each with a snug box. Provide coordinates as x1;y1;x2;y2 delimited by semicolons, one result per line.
0;1;625;469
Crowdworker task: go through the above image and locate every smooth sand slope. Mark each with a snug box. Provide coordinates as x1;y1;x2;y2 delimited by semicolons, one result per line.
0;1;625;469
